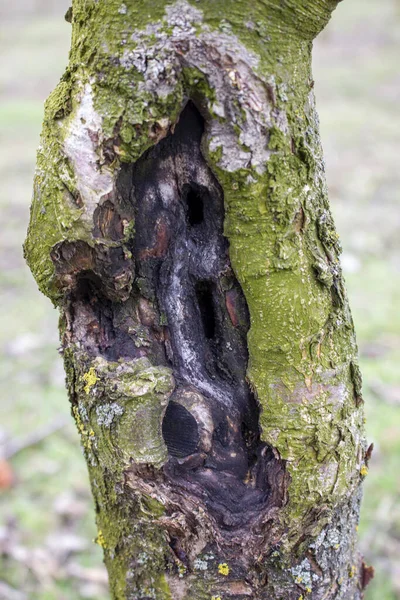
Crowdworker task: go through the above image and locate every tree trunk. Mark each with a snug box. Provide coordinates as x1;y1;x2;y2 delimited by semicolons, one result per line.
25;1;371;598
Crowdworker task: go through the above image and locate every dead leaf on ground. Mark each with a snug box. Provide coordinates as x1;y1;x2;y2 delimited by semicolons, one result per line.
0;459;14;489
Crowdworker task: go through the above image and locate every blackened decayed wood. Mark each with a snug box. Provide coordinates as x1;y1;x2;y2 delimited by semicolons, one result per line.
130;102;286;529
162;401;200;458
52;100;286;533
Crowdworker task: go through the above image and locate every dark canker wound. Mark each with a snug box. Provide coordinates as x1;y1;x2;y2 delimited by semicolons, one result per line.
52;102;285;533
131;103;281;529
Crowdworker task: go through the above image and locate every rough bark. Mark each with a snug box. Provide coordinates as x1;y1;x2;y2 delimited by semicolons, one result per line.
25;1;371;598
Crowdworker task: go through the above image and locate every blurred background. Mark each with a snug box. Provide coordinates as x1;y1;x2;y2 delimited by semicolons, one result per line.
0;0;399;598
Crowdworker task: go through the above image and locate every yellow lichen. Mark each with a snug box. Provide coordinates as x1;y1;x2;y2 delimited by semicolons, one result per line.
83;367;98;394
72;405;86;435
95;529;107;549
211;596;222;600
349;565;357;578
72;406;95;451
218;563;230;576
360;465;368;477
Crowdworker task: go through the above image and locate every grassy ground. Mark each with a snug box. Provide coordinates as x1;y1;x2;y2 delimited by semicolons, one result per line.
0;1;399;598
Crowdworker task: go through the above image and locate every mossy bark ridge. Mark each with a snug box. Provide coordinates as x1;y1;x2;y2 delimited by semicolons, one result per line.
25;1;371;598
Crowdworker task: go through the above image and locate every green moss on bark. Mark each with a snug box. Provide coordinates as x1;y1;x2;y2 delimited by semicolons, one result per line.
66;350;174;598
